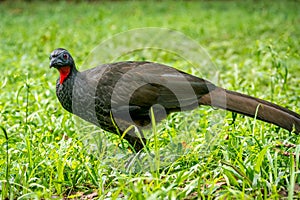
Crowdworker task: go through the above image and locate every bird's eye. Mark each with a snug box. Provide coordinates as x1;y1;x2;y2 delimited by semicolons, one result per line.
63;53;68;60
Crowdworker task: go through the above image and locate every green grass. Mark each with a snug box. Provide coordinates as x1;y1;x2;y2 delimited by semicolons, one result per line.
0;0;300;199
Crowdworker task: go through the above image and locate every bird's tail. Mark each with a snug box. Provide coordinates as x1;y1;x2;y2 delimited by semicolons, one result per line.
199;87;300;134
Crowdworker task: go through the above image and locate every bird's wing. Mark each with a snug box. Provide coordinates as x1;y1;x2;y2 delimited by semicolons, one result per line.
110;62;216;112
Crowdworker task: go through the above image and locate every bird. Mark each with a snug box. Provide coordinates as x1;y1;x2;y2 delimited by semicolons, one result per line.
49;48;300;151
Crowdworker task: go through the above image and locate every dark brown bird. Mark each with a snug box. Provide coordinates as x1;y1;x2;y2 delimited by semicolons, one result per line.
49;48;300;151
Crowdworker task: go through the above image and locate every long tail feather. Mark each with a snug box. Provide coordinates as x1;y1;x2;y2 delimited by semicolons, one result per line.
199;87;300;133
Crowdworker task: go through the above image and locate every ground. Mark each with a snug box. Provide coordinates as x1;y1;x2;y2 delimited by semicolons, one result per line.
0;1;299;199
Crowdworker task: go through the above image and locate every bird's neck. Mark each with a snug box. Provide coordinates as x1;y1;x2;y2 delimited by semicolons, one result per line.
58;66;76;84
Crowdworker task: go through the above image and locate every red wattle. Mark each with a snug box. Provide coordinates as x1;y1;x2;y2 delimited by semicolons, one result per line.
58;66;71;84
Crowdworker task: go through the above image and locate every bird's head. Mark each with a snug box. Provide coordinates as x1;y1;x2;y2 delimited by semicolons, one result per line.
49;48;76;84
49;48;75;69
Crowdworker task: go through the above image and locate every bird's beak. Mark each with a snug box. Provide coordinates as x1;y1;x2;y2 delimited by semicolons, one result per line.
49;59;55;68
49;58;58;68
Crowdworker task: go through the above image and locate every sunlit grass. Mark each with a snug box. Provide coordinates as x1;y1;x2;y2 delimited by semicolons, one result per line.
0;0;299;199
